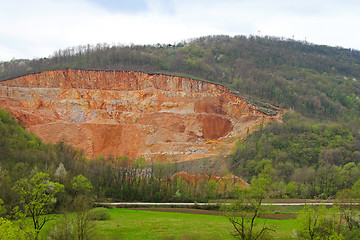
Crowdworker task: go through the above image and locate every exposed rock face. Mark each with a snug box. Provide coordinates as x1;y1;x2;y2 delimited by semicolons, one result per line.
0;69;281;161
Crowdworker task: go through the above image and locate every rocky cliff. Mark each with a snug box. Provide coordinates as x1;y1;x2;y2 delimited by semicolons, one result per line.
0;69;282;161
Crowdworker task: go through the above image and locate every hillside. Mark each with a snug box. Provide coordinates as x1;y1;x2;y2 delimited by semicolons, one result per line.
0;69;281;161
231;111;360;198
1;35;360;120
1;35;360;201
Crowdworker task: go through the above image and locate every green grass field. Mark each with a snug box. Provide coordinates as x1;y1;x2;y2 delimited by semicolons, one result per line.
92;208;297;240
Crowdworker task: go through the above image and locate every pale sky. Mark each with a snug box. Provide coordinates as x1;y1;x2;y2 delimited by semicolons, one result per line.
0;0;359;61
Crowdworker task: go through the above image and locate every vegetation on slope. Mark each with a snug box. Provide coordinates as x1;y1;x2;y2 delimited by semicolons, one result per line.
232;111;360;199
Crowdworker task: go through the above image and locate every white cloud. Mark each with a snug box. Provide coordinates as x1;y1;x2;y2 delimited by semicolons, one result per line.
0;0;359;61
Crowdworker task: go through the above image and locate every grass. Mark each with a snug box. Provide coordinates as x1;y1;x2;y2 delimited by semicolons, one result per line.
93;208;297;240
94;209;232;239
34;208;298;239
259;218;297;239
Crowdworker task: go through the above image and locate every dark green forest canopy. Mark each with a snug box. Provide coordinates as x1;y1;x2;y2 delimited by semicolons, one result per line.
1;35;360;120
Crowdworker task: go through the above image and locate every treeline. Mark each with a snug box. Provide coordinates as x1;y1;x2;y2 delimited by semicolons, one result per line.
0;109;241;216
1;35;360;120
232;111;360;199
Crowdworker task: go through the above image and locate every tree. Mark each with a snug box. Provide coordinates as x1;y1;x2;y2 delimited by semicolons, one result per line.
54;163;68;182
295;205;343;240
351;178;360;196
72;195;96;240
71;174;93;197
335;189;360;239
0;217;35;240
13;172;64;240
0;198;6;217
222;176;274;240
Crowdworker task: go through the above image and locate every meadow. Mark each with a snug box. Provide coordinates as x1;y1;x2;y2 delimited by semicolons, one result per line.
89;208;297;240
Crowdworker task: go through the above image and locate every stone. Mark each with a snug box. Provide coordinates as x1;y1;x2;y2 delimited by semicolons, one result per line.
0;69;282;161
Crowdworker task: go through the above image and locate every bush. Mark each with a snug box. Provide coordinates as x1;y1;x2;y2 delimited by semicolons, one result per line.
343;229;360;240
88;207;110;221
46;214;76;240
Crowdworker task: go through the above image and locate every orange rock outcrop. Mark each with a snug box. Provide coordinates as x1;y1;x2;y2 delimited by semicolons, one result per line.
0;69;281;161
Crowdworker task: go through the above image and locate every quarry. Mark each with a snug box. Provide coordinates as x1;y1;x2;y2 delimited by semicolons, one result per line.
0;69;282;162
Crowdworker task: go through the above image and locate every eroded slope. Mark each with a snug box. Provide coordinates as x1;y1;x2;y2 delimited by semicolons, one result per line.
0;69;281;161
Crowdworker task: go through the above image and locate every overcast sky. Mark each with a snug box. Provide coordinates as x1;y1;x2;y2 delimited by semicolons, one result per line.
0;0;359;61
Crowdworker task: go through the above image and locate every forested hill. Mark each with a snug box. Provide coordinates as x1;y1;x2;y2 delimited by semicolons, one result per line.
1;35;360;120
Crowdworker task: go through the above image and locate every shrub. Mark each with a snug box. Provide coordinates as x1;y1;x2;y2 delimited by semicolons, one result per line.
295;205;343;240
46;214;76;240
88;207;110;221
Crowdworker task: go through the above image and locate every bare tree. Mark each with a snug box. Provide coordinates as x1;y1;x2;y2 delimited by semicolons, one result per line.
222;177;274;240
